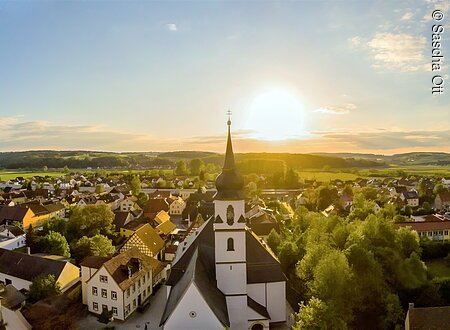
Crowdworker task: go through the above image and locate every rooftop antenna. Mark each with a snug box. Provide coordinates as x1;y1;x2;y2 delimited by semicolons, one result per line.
226;110;232;126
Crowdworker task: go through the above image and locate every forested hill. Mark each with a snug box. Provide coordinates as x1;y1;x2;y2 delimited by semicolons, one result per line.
312;152;450;165
0;150;385;170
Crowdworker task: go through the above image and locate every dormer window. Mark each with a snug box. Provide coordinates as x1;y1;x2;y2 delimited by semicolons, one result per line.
226;205;234;226
227;237;234;251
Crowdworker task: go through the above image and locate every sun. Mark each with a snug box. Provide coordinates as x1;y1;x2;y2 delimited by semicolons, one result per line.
244;88;306;140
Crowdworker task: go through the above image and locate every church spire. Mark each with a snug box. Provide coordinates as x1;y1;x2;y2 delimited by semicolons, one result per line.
214;112;244;200
223;110;236;170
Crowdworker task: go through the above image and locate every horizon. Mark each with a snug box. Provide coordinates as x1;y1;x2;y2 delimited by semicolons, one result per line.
1;0;449;153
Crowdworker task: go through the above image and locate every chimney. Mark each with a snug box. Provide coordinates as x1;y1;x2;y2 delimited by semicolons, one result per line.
26;247;31;255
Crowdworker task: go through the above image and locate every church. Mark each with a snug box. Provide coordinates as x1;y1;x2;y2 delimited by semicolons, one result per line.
159;118;287;330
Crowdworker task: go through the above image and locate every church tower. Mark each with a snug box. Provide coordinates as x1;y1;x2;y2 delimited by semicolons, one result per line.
213;115;248;330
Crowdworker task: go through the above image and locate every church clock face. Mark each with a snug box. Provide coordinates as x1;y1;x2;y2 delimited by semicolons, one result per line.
226;205;234;226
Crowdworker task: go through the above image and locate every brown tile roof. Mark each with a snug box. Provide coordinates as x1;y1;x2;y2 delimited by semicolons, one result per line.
0;206;31;224
407;305;450;329
80;255;112;269
102;247;163;291
156;220;176;235
396;221;450;231
134;224;165;255
143;198;169;214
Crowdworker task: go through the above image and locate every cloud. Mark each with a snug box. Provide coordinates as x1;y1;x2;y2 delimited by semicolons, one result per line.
367;33;427;72
348;36;362;48
314;103;357;115
166;23;177;31
1;118;449;154
401;11;415;21
423;0;450;22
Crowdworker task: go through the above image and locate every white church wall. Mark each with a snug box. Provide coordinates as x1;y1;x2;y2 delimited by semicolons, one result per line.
216;263;247;294
247;283;266;307
214;231;246;262
164;283;225;330
226;295;248;330
266;281;286;323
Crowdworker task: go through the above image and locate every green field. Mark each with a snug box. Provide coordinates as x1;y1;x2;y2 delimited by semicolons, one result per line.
298;171;362;182
426;259;450;278
0;171;63;181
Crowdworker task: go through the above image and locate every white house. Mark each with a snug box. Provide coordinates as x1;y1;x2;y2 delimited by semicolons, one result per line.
401;191;419;207
119;197;141;212
0;249;80;292
160;120;287;330
169;197;186;215
0;226;26;250
81;247;165;321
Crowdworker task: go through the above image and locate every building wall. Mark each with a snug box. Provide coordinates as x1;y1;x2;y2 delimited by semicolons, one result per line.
0;306;32;330
57;263;80;291
86;267;125;320
247;283;266;307
164;283;224;330
418;229;450;241
0;234;26;250
81;265;98;305
266;281;286;323
0;274;31;291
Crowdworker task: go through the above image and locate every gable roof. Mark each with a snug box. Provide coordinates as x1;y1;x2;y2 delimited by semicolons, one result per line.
133;224;165;255
0;206;31;224
102;247;163;291
248;296;270;319
0;248;71;282
156;220;176;235
407;305;450;329
166;218;286;287
160;247;229;327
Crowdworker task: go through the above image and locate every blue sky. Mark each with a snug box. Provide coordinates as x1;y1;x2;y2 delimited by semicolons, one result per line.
0;0;449;154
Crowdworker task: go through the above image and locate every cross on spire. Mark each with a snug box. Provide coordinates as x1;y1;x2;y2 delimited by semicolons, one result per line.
227;110;232;126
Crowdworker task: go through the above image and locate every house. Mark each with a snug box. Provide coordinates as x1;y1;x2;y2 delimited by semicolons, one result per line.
435;192;450;211
390;186;408;198
0;225;26;250
441;177;450;189
81;247;165;320
143;198;169;220
155;210;171;225
405;303;450;330
169;197;186;215
120;223;165;259
160;120;287;330
401;191;419;207
0;284;32;330
0;249;80;291
0;205;49;228
245;205;279;237
119;197;141;212
395;220;450;241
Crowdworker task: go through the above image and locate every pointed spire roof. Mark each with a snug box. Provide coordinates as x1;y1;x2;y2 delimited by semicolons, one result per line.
214;116;244;200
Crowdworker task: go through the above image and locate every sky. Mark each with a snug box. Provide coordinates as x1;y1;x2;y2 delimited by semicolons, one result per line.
0;0;449;154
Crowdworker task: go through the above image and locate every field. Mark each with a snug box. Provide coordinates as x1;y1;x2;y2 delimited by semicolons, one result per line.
298;170;362;182
426;258;450;278
0;171;63;181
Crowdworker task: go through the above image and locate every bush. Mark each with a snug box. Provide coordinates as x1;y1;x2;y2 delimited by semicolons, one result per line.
421;241;450;260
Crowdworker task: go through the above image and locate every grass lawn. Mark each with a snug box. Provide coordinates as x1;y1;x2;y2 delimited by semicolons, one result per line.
426;258;450;278
0;171;63;181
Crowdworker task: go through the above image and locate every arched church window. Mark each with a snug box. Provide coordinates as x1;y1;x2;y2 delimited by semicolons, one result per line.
227;237;234;251
226;205;234;226
251;323;264;330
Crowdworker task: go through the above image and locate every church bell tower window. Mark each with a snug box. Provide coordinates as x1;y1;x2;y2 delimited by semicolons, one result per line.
226;205;234;226
227;237;234;251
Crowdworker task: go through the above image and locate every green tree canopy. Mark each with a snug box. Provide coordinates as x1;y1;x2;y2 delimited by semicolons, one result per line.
28;274;61;303
67;205;115;241
131;175;141;196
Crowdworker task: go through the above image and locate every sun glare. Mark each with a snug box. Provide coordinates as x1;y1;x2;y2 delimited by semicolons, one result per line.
244;89;306;141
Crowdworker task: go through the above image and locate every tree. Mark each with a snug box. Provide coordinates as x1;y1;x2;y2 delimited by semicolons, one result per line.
293;297;346;330
41;231;70;257
342;184;354;197
97;307;114;325
71;234;115;264
95;184;105;194
131;175;141;196
285;168;300;189
189;158;204;176
267;229;281;254
42;217;67;236
137;192;149;208
25;224;39;253
316;185;339;211
43;165;48;172
67;205;115;240
63;165;69;174
28;274;61;303
175;160;188;176
434;184;445;195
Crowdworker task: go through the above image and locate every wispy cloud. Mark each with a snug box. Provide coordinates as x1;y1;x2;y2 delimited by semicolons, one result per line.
401;11;415;21
314;103;357;115
366;33;427;72
165;23;177;31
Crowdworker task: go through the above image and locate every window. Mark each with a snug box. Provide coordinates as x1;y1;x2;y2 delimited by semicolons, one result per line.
133;299;136;308
93;302;98;311
227;237;234;251
92;287;98;296
111;291;117;300
226;205;234;226
102;304;107;311
428;232;432;236
445;231;449;235
125;304;130;315
5;279;11;285
100;275;108;283
101;289;107;298
112;307;118;316
132;284;135;293
126;288;130;297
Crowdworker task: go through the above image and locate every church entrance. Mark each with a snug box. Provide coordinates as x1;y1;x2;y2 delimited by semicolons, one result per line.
251;323;264;330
